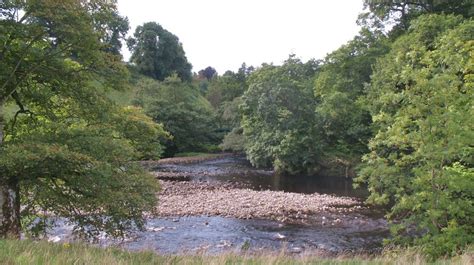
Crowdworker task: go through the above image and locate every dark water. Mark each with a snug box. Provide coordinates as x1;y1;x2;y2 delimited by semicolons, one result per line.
50;216;388;255
48;155;388;254
124;217;386;254
156;155;369;198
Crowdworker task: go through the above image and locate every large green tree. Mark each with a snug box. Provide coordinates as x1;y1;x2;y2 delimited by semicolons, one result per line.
127;22;192;82
133;75;219;156
0;0;165;238
360;0;473;34
313;28;390;176
357;14;473;256
241;56;321;174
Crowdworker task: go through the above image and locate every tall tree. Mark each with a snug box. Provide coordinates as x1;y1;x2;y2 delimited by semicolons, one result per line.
358;14;473;256
241;56;321;174
133;75;219;156
0;0;163;238
204;63;254;153
127;22;192;82
96;10;130;56
313;28;390;176
361;0;473;33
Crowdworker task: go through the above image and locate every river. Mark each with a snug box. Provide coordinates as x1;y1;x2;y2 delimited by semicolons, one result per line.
48;154;388;255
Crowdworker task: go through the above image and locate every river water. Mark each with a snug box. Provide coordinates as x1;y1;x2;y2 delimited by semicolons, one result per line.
157;156;369;198
48;155;388;255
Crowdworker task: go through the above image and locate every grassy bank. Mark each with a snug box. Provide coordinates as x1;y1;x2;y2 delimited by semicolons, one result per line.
0;240;472;265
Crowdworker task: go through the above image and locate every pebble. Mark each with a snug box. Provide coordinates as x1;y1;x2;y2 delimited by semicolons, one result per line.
275;233;286;240
156;180;361;225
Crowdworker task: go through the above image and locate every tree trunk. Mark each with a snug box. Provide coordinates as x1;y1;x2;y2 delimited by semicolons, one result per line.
0;107;21;238
0;180;20;238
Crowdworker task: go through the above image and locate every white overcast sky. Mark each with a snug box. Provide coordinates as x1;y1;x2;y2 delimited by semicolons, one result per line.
117;0;365;74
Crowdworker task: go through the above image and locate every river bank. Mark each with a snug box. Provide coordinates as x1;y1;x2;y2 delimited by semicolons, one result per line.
2;239;472;265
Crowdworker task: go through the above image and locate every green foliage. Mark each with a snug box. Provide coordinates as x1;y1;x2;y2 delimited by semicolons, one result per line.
89;2;130;57
219;127;245;152
361;0;473;32
0;0;165;238
206;75;244;109
241;56;321;174
203;64;253;153
205;63;252;109
114;106;169;160
198;66;217;81
2;132;158;239
358;14;474;257
134;75;220;156
314;28;390;172
0;77;165;236
127;22;192;82
0;0;129;103
218;96;243;131
364;0;474;20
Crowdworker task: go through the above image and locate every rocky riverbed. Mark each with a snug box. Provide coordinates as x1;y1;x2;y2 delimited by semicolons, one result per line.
47;154;389;254
152;154;386;232
156;180;384;230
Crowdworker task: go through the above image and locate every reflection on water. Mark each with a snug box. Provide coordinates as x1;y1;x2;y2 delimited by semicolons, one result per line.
159;155;368;198
47;155;387;255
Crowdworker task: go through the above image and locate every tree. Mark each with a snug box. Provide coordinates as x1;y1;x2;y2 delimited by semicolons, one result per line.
198;66;217;81
133;75;219;156
360;0;473;33
357;14;473;257
218;97;245;152
0;0;164;238
206;72;246;109
313;28;390;176
202;63;254;153
97;10;130;56
127;22;192;82
241;56;321;174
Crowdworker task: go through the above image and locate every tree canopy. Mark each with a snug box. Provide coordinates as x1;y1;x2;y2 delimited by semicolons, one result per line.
133;75;219;156
0;0;166;238
360;0;474;33
357;14;473;256
198;66;217;81
127;22;192;82
313;28;390;176
241;56;321;174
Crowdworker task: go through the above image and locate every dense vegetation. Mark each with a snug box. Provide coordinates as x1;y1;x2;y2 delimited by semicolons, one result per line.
0;0;472;259
241;56;320;174
132;75;219;156
359;14;473;257
127;22;192;82
0;0;165;239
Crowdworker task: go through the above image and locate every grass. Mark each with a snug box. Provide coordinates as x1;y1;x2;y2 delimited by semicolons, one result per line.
0;240;472;265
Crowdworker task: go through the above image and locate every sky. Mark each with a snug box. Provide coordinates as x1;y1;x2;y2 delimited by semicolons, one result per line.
117;0;365;74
